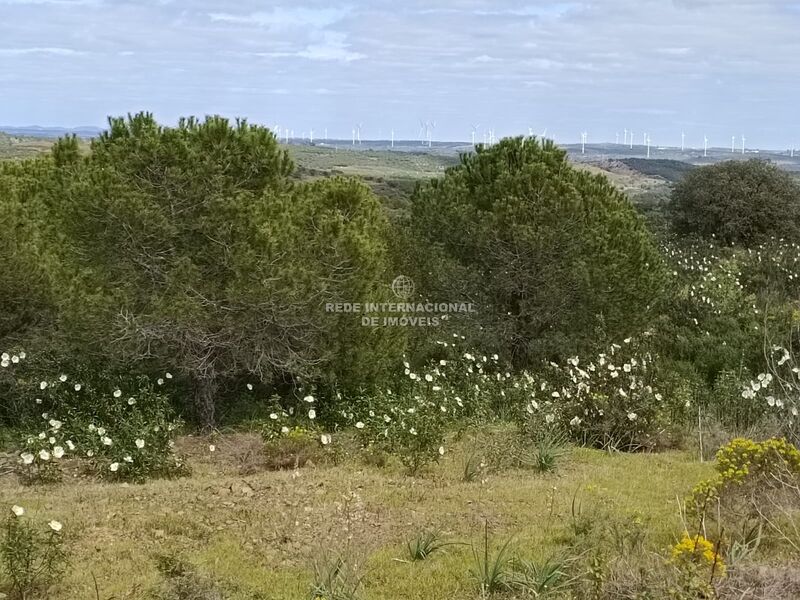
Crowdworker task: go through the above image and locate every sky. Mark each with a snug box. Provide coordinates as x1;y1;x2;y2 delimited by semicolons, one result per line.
0;0;798;149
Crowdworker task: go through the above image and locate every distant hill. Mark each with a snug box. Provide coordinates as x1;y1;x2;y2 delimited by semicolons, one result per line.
0;125;103;139
619;158;697;183
0;131;54;159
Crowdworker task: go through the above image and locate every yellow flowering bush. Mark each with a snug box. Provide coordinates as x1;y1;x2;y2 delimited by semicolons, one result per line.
688;437;800;517
670;532;726;578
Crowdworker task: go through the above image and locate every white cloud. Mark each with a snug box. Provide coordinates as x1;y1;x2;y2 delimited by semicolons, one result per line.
208;7;350;31
0;47;85;55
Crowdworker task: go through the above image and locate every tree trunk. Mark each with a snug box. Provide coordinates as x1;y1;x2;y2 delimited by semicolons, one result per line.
195;377;218;430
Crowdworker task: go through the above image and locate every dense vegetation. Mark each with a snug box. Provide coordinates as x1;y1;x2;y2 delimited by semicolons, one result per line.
3;114;800;599
669;159;800;246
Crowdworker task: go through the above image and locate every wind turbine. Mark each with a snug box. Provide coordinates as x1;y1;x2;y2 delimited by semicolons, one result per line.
309;129;314;144
581;131;587;154
471;124;480;147
390;128;394;149
681;131;685;152
624;128;628;145
732;136;736;153
427;121;436;147
704;135;708;157
352;128;356;145
741;135;746;154
646;134;651;158
615;132;620;145
630;130;634;149
356;123;363;145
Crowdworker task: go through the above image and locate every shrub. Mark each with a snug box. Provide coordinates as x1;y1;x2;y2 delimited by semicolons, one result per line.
0;506;68;599
687;437;800;531
3;349;185;483
669;159;800;246
408;136;665;365
519;337;687;451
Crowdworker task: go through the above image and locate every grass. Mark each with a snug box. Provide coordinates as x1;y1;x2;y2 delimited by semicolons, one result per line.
0;429;714;599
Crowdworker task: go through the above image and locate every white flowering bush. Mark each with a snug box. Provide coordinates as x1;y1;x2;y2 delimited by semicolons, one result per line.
519;338;686;450
0;505;67;598
740;344;800;442
2;350;185;483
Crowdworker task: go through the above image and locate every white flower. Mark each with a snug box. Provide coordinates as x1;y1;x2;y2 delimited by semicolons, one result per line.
303;395;315;403
48;520;63;532
157;378;164;385
438;446;445;456
355;421;365;429
545;414;555;424
38;449;51;461
281;426;290;434
59;374;67;382
101;436;113;446
135;439;145;449
74;384;82;392
66;440;75;451
113;389;122;398
269;413;278;420
308;409;316;420
570;416;582;426
124;455;133;463
52;446;64;459
209;444;216;452
109;462;119;472
165;372;173;379
20;452;34;465
127;398;136;406
320;434;332;445
424;374;433;382
627;412;638;421
246;383;253;391
11;505;24;517
49;419;62;430
40;381;48;390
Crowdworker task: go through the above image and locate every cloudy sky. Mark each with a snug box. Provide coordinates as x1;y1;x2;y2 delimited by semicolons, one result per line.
0;0;798;148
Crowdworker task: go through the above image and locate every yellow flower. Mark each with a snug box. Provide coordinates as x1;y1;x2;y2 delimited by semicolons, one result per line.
671;532;726;577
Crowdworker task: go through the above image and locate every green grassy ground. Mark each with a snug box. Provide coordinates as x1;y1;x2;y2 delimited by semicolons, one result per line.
0;430;712;599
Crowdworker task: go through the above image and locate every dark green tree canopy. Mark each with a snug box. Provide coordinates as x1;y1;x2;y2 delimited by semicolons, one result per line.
669;159;800;246
37;113;394;425
408;137;664;363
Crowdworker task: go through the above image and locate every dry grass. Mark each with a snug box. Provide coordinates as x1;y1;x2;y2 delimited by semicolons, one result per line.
0;429;719;599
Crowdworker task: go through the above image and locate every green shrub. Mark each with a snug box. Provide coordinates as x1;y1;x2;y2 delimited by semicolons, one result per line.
0;506;68;599
4;350;185;483
669;159;800;246
519;337;687;451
